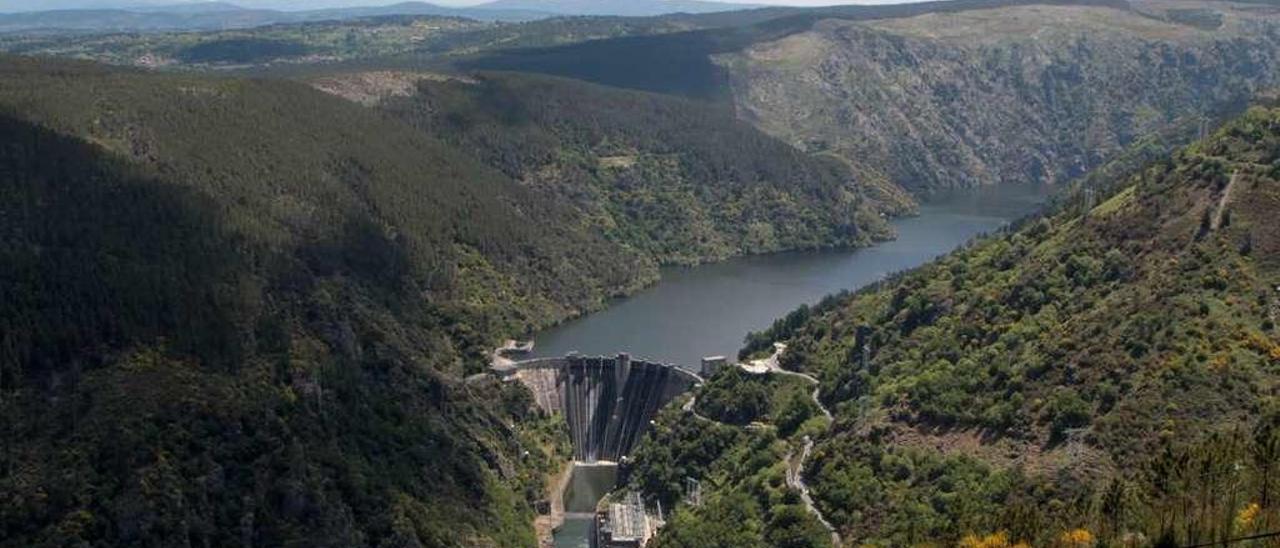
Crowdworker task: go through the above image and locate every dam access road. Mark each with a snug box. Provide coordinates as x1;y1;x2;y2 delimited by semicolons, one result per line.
511;182;1055;547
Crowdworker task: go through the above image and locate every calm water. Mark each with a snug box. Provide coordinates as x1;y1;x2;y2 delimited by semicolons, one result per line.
532;183;1054;370
547;183;1053;547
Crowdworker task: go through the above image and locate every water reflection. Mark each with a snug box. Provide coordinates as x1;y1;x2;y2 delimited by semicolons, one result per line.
532;183;1054;369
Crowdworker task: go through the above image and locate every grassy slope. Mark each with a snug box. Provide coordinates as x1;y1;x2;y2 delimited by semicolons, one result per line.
0;56;656;546
633;106;1280;546
361;72;892;265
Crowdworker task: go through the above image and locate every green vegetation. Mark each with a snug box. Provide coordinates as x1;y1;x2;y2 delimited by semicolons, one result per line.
626;365;833;548
459;0;1114;99
0;55;661;546
177;37;311;64
0;14;696;70
373;72;889;265
723;1;1280;195
695;369;820;435
639;105;1280;545
3;1;1280;545
627;404;832;548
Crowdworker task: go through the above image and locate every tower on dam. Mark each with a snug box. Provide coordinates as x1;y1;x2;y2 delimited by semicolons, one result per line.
498;353;700;463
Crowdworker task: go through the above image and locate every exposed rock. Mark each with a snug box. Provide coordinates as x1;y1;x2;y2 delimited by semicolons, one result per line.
719;2;1280;194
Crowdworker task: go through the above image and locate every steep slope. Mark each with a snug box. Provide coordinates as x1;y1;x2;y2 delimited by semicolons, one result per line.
319;71;896;265
459;0;1122;100
465;0;1280;198
636;105;1280;546
720;1;1280;194
0;56;651;546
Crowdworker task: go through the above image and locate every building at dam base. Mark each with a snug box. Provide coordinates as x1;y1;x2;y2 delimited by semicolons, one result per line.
499;353;701;463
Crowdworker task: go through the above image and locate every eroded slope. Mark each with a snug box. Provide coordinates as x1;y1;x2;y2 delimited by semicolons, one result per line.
720;2;1280;194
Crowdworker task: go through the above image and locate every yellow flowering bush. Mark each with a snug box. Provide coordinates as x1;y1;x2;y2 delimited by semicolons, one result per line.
1237;502;1262;530
959;531;1029;548
1060;528;1095;547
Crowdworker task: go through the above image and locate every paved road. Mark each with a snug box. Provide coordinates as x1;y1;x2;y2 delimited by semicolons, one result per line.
787;436;842;547
705;343;842;545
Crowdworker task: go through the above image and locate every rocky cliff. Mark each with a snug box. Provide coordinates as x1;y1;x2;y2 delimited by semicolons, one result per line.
718;1;1280;194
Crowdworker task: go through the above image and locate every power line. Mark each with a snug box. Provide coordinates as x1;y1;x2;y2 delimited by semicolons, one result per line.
1182;529;1280;547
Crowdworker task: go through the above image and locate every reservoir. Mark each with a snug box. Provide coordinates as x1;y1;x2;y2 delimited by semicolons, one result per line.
546;182;1054;547
534;182;1055;370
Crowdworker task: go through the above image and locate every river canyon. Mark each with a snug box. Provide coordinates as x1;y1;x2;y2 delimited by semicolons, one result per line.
545;182;1055;547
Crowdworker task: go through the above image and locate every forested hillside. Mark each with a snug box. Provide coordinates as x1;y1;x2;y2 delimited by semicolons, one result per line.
0;12;711;70
467;0;1280;197
632;104;1280;546
345;72;895;264
0;56;652;546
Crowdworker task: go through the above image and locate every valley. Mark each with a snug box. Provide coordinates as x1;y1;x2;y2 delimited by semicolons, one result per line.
624;103;1280;547
539;180;1052;547
1;0;1279;547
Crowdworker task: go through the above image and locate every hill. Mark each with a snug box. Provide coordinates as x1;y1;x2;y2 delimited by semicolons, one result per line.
464;0;1280;196
0;55;654;546
472;0;758;17
0;1;546;34
0;53;905;546
0;13;705;70
629;103;1280;546
315;71;897;265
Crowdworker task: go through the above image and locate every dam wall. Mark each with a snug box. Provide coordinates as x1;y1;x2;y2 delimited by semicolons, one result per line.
502;354;700;463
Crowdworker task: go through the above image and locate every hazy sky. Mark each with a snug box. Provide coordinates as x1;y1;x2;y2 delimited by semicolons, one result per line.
0;0;934;12
355;0;924;6
430;0;928;5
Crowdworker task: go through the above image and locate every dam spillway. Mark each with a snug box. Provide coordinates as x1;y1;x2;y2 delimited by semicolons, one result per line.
498;353;700;462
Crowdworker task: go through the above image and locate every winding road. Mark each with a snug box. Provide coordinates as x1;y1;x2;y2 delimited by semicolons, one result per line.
787;436;841;547
686;344;842;546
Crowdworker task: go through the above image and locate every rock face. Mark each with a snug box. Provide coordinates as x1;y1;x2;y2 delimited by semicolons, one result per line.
719;2;1280;194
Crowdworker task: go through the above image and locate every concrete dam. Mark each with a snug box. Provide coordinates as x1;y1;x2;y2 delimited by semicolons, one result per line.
496;353;701;462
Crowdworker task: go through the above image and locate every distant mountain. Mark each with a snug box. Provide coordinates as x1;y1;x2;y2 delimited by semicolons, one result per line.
0;0;757;17
302;1;548;20
126;1;247;12
472;0;759;16
465;0;1280;196
0;1;548;32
